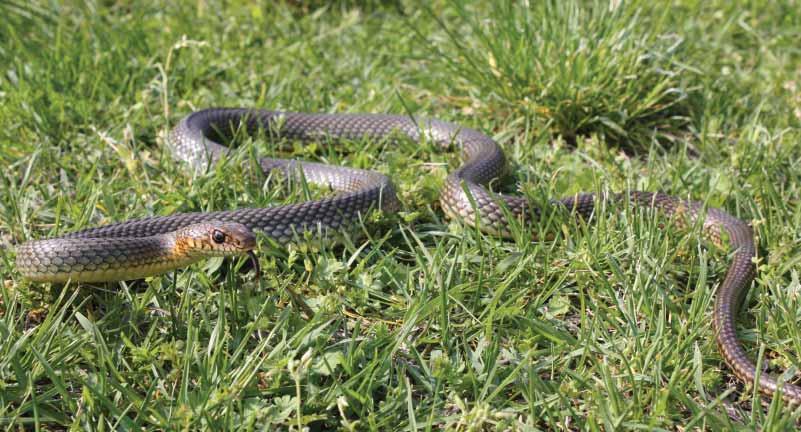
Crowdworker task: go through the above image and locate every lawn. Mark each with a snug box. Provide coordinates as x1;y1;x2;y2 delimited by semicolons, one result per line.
1;0;801;430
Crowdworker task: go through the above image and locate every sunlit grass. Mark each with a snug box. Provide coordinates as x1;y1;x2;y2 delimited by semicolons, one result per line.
1;0;800;429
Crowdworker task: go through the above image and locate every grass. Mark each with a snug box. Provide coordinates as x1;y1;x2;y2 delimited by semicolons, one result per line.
1;0;800;429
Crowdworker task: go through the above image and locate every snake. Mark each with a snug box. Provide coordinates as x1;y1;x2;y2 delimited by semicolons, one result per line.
14;107;799;405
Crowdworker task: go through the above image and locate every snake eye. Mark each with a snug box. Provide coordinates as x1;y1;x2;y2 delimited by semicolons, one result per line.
211;229;226;244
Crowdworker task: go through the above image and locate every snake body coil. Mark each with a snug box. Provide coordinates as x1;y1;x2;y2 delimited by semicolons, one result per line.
15;108;799;404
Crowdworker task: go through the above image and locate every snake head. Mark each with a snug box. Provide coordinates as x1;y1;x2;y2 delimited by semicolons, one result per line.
174;221;257;258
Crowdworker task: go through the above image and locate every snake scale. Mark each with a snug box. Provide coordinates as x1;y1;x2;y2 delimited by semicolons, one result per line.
15;108;800;405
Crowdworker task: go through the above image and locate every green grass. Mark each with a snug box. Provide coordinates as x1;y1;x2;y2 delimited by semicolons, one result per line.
1;0;801;429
